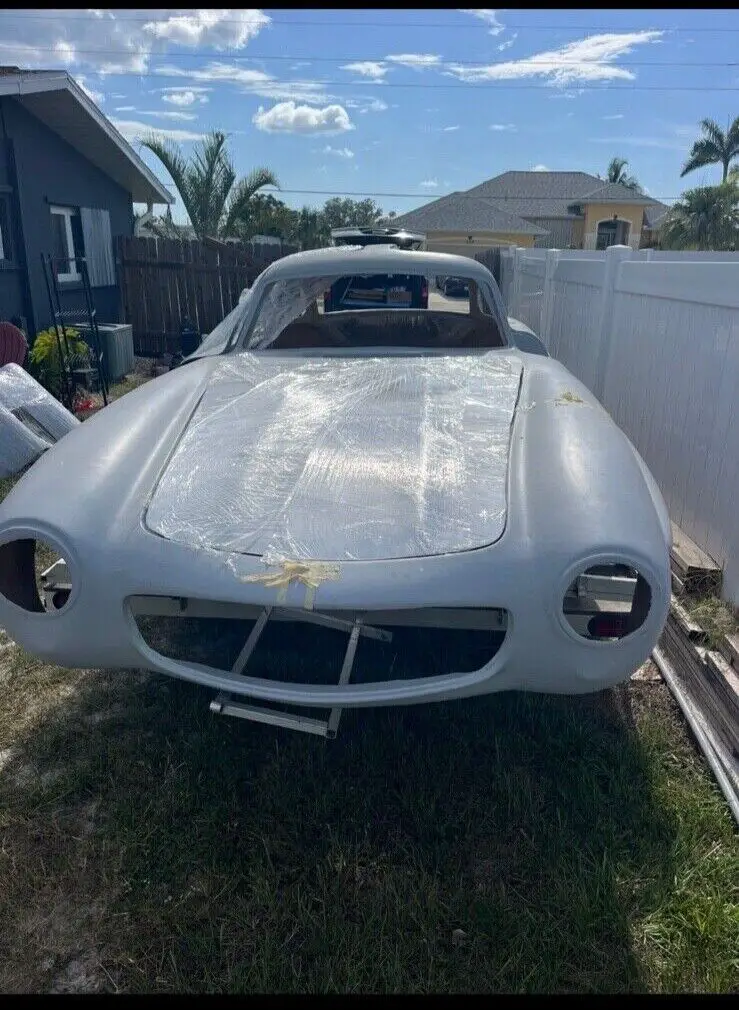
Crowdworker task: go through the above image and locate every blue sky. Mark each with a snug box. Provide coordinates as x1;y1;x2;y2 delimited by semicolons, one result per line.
1;8;738;219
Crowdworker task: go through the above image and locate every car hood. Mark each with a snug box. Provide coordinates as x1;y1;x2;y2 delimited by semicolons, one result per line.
145;352;523;561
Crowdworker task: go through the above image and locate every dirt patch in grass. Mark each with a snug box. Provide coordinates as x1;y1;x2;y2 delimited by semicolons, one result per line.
106;359;156;403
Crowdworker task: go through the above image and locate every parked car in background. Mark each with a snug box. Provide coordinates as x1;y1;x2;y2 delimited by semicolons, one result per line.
440;276;470;298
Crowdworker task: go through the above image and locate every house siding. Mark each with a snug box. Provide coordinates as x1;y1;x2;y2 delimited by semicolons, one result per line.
528;217;575;249
582;202;645;250
0;96;133;337
0;134;29;327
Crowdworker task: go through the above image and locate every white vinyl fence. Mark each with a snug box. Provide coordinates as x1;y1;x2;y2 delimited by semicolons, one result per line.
500;244;739;605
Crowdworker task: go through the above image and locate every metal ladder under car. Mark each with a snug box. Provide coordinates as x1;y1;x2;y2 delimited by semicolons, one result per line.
40;559;394;740
208;606;393;738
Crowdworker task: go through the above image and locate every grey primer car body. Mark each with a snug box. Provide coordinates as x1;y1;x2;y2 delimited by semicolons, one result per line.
0;248;671;719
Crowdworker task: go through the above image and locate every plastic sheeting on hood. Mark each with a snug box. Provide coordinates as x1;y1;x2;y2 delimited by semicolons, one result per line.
145;351;523;561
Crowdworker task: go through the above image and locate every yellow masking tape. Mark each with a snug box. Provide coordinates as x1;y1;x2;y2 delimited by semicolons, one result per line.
242;559;341;610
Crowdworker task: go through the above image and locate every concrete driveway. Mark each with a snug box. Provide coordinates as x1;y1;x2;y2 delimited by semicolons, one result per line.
428;289;469;314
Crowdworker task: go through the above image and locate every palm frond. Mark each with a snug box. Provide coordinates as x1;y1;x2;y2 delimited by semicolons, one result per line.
606;157;628;183
221;167;279;237
727;115;739;150
188;131;234;238
699;118;725;149
681;137;722;178
139;133;198;226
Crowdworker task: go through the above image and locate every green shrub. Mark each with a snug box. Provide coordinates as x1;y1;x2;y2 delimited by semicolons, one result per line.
29;327;90;399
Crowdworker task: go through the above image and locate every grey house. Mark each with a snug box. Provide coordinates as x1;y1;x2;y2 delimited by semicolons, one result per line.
0;67;172;338
392;171;670;256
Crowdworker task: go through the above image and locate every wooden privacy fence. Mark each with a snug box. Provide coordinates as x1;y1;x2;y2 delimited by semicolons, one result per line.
116;236;297;355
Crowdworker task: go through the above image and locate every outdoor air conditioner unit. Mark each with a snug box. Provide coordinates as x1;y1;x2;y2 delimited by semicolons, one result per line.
74;323;134;384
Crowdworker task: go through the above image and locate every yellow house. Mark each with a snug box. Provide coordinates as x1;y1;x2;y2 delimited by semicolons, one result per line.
386;190;548;259
392;171;669;252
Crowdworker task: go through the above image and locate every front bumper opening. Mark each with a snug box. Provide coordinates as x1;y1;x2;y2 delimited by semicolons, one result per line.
130;597;508;685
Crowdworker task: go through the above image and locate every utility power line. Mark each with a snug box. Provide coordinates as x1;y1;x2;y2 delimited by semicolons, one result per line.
1;11;737;32
3;46;738;68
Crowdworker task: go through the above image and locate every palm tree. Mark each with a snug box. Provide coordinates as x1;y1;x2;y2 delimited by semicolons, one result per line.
606;157;642;193
660;180;739;250
681;117;739;183
140;130;278;240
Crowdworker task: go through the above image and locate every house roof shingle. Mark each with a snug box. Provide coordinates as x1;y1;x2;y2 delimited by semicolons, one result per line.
579;182;653;205
643;201;671;228
391;191;549;236
464;170;657;219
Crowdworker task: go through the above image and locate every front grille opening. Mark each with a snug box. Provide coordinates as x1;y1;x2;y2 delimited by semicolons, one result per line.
134;605;507;684
562;564;652;641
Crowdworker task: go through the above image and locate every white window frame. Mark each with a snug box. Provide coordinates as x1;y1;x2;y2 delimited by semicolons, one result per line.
50;205;81;282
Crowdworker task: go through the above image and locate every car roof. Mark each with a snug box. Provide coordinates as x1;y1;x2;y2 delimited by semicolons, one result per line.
257;245;497;284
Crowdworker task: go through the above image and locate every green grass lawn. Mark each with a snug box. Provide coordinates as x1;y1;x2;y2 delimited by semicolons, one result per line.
0;386;737;994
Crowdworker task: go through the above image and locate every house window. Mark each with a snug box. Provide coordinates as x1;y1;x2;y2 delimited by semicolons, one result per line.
50;205;85;282
0;196;11;262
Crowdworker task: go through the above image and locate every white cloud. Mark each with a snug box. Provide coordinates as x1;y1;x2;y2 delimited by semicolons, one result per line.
143;9;270;49
420;179;439;188
162;88;209;106
458;9;505;36
321;145;354;159
603;113;625;120
442;125;460;132
135;110;199;121
75;74;104;105
445;31;663;85
155;62;331;104
385;53;441;69
110;118;205;143
531;164;550;172
490;123;516;131
253;101;354;135
54;39;76;64
115;105;136;112
157;85;212;94
498;32;517;52
341;61;388;79
345;96;389;114
0;9;269;77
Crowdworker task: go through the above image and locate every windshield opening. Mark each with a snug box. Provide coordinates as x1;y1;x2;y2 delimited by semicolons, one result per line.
242;270;506;352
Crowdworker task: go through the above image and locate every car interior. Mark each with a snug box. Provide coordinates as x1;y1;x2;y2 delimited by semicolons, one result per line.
267;277;506;351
